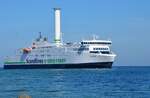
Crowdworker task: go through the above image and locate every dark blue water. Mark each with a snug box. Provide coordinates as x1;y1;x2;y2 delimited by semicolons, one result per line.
0;66;150;98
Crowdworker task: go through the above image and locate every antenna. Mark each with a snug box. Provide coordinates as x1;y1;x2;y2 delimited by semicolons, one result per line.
39;32;42;39
92;34;99;40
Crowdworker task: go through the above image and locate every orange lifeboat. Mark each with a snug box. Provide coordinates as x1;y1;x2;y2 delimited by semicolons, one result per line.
23;48;32;53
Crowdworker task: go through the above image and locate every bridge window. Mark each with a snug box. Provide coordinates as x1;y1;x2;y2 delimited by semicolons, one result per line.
101;51;110;54
41;54;44;57
93;48;108;50
81;42;111;45
90;51;99;53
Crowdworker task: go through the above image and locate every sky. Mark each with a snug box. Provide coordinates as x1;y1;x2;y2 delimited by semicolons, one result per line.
0;0;150;67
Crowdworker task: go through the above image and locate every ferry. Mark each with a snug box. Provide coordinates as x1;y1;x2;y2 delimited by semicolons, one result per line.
4;8;116;69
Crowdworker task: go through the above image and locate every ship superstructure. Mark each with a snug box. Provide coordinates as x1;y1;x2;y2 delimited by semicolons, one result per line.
4;8;116;69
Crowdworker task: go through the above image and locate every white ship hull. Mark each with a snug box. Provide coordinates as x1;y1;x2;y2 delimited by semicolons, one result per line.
4;50;116;69
4;8;117;69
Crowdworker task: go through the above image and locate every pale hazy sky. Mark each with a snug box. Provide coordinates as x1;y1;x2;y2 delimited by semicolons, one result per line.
0;0;150;67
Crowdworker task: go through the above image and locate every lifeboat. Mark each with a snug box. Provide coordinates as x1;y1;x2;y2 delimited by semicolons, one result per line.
23;48;32;53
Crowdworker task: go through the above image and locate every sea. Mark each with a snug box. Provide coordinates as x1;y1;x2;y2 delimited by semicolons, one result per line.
0;66;150;98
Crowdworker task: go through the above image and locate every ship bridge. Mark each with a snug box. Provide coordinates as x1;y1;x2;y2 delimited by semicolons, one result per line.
81;40;112;45
80;39;112;54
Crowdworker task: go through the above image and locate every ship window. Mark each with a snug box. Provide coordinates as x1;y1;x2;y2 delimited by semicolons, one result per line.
41;54;44;57
78;47;89;51
82;42;111;45
81;42;88;44
40;50;44;52
47;54;51;57
35;54;38;57
93;48;109;50
90;51;99;53
101;51;110;54
84;48;89;50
